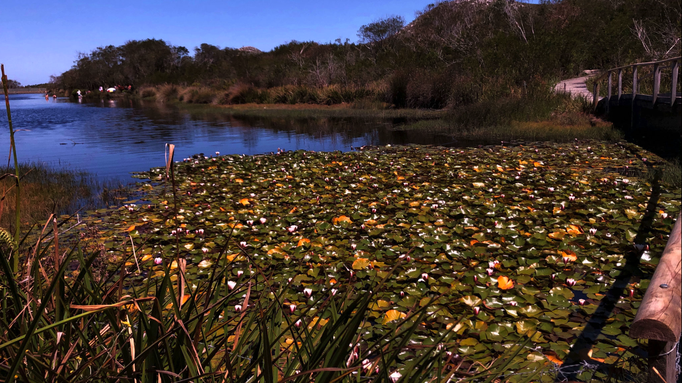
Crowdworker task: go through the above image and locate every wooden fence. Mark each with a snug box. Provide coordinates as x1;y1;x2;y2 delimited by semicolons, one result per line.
630;212;681;383
593;56;681;110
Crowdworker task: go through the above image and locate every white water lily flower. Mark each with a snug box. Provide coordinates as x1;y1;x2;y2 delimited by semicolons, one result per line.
389;371;402;383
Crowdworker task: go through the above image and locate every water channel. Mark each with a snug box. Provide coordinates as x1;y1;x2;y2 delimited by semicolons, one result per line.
0;94;457;184
2;93;678;187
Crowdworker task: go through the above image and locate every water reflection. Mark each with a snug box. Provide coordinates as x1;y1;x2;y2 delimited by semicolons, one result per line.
0;94;458;183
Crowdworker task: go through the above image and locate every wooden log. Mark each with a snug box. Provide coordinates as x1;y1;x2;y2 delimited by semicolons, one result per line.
672;60;679;107
652;63;660;105
618;68;623;100
631;212;681;341
631;212;681;383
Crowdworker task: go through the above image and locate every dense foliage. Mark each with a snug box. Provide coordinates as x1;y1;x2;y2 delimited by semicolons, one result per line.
53;0;681;108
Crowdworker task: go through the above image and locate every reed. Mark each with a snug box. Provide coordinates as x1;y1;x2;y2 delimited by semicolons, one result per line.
1;64;21;273
176;102;447;120
395;92;623;142
178;86;219;104
0;232;544;382
0;162;131;232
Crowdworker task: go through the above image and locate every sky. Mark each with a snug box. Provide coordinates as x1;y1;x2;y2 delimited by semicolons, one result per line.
1;0;443;85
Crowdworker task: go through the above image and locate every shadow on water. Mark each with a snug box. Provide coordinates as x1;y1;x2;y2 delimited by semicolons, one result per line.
556;148;665;382
602;99;682;162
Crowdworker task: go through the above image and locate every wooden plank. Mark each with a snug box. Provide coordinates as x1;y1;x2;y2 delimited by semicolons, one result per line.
630;212;682;341
652;63;660;105
672;60;679;107
618;68;623;100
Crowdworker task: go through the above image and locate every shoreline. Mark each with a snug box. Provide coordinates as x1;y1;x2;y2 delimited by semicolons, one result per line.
169;101;449;120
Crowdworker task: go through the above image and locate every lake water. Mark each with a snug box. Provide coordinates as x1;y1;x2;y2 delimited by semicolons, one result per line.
0;94;456;184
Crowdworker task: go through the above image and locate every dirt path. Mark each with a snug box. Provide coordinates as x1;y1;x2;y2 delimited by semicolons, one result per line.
554;69;602;101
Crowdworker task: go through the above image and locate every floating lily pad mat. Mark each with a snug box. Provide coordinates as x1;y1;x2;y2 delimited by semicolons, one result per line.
87;141;680;380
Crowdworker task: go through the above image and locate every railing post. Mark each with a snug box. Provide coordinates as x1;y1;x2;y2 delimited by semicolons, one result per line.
633;66;638;101
593;82;599;110
607;71;612;113
672;60;679;107
618;68;623;100
630;212;681;383
608;71;612;99
652;63;660;105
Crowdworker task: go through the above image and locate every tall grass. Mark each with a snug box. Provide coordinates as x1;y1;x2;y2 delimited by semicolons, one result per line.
0;162;132;234
395;91;623;142
161;101;447;120
0;229;548;382
138;83;388;107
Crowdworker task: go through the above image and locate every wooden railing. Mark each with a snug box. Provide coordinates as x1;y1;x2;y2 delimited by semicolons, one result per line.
593;56;681;110
630;212;681;383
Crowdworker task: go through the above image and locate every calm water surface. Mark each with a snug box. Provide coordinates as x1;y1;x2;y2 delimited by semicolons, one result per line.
0;94;454;183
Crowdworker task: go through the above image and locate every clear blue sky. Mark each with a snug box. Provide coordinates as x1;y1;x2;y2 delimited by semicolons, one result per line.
2;0;442;85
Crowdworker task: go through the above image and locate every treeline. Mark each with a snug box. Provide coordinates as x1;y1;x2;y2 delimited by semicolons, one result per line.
1;79;22;88
53;0;681;108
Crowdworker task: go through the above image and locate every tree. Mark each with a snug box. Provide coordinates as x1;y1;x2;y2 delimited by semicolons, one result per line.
1;79;21;88
357;15;405;46
119;39;176;84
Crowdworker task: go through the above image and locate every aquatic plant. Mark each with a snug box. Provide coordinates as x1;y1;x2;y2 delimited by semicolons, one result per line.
74;141;680;381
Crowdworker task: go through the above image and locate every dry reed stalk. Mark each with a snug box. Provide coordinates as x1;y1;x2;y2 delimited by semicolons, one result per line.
1;64;21;272
27;214;53;282
129;235;141;274
164;144;175;180
125;312;138;383
178;258;186;308
52;217;63;323
653;366;668;383
231;282;251;352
